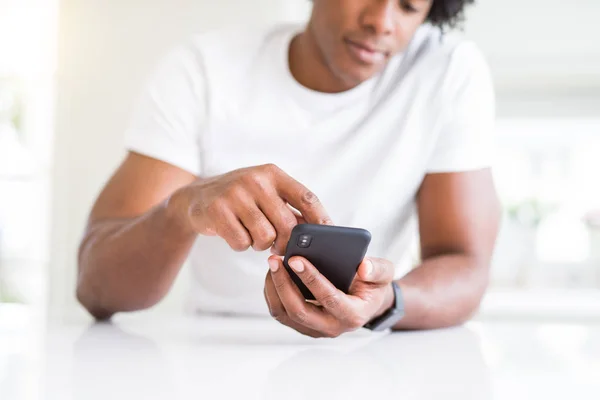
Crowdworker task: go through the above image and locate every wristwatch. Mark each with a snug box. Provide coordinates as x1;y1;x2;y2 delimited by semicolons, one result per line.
364;281;405;331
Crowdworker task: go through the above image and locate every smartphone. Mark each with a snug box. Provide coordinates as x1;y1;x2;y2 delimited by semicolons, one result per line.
283;224;372;300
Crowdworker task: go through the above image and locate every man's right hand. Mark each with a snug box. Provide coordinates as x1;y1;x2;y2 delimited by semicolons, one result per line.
171;164;332;255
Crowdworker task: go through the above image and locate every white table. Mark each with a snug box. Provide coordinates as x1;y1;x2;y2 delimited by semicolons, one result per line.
2;310;600;400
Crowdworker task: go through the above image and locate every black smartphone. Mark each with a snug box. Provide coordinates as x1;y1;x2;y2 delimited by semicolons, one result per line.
283;224;372;300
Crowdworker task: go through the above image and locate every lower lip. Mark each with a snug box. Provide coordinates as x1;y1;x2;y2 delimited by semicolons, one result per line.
345;40;386;65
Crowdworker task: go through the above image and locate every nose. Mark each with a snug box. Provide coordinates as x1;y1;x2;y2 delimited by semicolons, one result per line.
360;0;395;35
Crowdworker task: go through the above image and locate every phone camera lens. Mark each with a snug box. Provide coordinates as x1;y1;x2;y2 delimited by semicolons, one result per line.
297;234;312;248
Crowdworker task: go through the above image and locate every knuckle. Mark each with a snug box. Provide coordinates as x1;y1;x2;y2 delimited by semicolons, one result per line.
230;243;248;252
272;312;287;324
231;235;252;252
243;165;277;188
347;315;366;330
325;329;342;339
301;190;320;207
256;226;277;247
206;198;227;215
254;176;272;194
290;308;309;325
265;300;275;318
253;242;271;252
282;213;297;230
240;237;253;250
303;272;319;288
225;184;247;200
242;170;263;186
190;202;204;218
320;216;334;226
321;293;341;310
262;163;280;175
273;279;287;292
274;212;297;242
268;305;283;320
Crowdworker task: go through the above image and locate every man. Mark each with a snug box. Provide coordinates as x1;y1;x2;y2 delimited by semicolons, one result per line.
77;0;500;337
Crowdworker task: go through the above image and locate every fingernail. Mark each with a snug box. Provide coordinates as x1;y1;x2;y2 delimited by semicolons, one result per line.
268;258;279;272
289;259;304;273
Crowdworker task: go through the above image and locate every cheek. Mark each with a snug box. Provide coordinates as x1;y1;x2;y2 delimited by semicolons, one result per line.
313;15;346;64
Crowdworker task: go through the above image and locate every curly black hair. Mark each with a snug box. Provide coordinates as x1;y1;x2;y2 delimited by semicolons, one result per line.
427;0;475;29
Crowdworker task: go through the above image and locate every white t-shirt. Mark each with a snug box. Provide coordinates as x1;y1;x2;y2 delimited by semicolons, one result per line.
125;23;495;316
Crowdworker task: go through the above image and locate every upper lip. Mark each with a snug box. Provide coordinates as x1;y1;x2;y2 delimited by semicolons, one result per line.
345;38;387;55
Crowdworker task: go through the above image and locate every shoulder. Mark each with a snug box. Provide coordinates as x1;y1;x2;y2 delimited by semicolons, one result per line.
409;24;489;71
167;24;296;98
403;24;493;101
182;23;295;73
189;23;290;57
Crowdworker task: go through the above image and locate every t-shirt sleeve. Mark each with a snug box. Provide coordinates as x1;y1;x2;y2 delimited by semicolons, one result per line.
425;42;496;173
124;42;206;176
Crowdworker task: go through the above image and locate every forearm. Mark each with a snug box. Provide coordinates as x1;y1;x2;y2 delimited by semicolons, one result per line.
77;194;196;319
392;253;490;330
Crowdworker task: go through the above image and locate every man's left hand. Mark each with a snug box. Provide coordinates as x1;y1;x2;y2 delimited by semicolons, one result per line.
263;255;396;338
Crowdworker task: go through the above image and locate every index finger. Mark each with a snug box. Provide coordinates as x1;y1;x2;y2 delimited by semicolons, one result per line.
273;171;333;226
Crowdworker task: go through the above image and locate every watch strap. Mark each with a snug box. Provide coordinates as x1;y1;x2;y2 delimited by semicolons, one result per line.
363;281;404;332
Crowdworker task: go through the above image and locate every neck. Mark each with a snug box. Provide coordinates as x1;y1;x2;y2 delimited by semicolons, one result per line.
289;28;358;94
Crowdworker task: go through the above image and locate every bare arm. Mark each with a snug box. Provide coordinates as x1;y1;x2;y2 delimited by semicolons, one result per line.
77;153;331;320
392;169;501;330
77;153;197;320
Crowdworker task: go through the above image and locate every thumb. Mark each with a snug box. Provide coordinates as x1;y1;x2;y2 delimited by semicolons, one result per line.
357;257;395;284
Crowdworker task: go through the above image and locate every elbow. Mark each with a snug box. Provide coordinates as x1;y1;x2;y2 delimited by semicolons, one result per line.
454;294;486;327
437;262;490;329
453;263;491;327
76;237;112;320
76;267;167;319
440;297;486;329
76;276;115;321
77;247;114;320
76;238;163;319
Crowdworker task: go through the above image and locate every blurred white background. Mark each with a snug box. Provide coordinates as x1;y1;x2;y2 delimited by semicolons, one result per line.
1;0;599;324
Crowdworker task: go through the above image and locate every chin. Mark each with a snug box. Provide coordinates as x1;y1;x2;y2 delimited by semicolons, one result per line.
337;65;379;87
332;55;386;88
